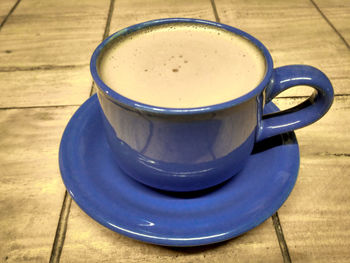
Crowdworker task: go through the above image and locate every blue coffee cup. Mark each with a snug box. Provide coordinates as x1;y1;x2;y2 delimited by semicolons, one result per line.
91;18;333;192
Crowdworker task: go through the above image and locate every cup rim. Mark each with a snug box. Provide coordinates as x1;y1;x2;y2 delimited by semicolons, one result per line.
90;18;274;115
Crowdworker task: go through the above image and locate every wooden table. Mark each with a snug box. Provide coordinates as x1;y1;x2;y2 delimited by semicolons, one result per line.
0;0;349;262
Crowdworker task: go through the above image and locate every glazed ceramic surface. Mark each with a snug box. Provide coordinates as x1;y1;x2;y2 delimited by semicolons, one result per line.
91;18;333;191
59;95;300;247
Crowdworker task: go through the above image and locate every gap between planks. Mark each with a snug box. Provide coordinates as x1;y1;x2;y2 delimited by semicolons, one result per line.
89;0;115;96
210;0;221;23
0;64;87;72
49;192;72;263
309;0;350;50
0;104;81;110
0;0;21;31
1;94;349;111
49;0;116;262
272;213;292;263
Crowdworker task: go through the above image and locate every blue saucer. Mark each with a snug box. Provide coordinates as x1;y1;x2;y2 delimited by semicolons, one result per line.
59;95;299;247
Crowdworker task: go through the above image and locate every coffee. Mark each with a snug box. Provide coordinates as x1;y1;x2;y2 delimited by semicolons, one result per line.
98;23;266;108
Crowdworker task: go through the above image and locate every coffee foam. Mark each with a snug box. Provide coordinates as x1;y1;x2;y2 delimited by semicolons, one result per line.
98;23;266;108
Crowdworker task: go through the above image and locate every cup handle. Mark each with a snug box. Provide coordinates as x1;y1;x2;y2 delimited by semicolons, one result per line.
256;65;334;142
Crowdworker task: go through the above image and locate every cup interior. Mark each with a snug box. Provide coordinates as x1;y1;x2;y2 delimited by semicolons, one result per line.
90;18;274;115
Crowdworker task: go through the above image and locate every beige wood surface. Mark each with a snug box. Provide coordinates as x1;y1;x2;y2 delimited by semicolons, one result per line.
61;201;282;263
0;0;109;67
0;0;110;108
274;96;350;156
0;0;349;262
314;0;350;44
0;0;17;23
278;158;350;263
272;96;350;262
215;0;350;97
0;67;91;108
0;106;77;263
109;0;215;31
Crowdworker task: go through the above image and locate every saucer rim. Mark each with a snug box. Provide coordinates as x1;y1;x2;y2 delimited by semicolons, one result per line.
59;95;300;247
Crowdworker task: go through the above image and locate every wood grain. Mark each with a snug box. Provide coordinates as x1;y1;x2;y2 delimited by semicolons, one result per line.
61;1;283;262
0;106;78;262
0;0;348;262
60;202;282;263
215;0;350;97
277;157;350;263
0;67;91;108
274;96;350;157
0;0;110;108
313;0;350;45
109;0;216;32
272;96;350;262
0;0;110;67
0;0;17;26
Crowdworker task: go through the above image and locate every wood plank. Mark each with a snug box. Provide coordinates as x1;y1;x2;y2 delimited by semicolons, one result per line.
0;106;78;262
313;0;350;45
277;157;350;263
109;0;216;31
0;0;110;107
61;1;283;262
0;67;92;108
272;96;350;262
0;0;109;67
0;0;17;24
215;0;350;97
61;202;283;263
274;96;350;156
